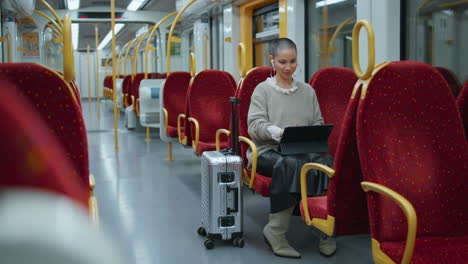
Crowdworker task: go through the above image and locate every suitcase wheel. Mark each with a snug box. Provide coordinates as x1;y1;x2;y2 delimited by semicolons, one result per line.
197;227;207;237
233;237;244;248
204;239;214;249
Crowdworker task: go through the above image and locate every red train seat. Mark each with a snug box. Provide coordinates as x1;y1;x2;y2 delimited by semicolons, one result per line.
234;67;273;196
122;75;133;107
186;70;236;155
457;81;468;140
0;63;89;185
0;79;88;207
299;67;369;240
358;61;468;264
436;66;462;98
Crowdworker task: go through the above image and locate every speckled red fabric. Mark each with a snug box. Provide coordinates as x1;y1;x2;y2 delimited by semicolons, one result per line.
122;75;133;107
163;72;191;139
131;73;145;101
381;236;468;264
298;86;369;235
436;67;462;98
0;80;88;207
357;61;468;260
235;67;273;195
0;63;90;185
457;81;468;140
300;196;328;220
187;70;236;154
309;67;357;156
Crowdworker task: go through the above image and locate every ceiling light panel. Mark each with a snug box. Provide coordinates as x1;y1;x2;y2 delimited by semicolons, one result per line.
68;0;80;10
127;0;146;11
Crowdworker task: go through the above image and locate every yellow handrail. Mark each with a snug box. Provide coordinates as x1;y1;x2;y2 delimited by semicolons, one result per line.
328;15;355;54
38;0;64;28
34;10;62;33
352;20;375;80
189;52;196;76
62;15;75;82
144;11;177;79
111;0;119;152
237;43;247;77
117;42;131;76
124;39;138;76
87;45;91;104
95;24;101;120
203;33;208;70
132;31;150;78
362;182;417;264
166;0;197;76
45;23;62;37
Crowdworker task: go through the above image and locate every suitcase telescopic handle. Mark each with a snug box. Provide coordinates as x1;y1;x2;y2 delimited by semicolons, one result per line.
227;186;239;214
229;97;240;156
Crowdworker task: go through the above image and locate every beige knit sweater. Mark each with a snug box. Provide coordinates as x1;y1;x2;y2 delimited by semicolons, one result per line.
246;79;324;168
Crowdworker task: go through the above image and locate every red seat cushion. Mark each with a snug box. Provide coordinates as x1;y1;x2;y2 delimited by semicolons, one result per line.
163;72;192;132
251;173;272;197
381;236;468;264
187;70;236;146
196;141;229;155
457;81;468;140
166;125;180;138
357;61;468;242
309;67;357;156
0;80;89;207
436;67;462;98
300;196;328;221
122;75;133;106
0;63;89;184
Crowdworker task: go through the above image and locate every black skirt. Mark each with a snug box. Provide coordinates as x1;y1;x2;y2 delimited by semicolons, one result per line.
257;150;333;213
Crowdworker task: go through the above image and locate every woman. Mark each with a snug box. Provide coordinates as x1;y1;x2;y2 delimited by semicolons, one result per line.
247;38;335;259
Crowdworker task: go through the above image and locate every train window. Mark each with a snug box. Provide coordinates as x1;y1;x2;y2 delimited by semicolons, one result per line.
253;3;280;67
306;0;357;78
0;12;3;62
405;0;468;84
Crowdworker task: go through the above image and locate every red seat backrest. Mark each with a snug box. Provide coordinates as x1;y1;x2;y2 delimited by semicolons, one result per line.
309;67;357;156
122;75;133;106
436;67;462;98
235;67;273;165
188;70;236;142
0;80;88;207
131;73;146;101
457;81;468;140
149;72;166;79
357;61;468;242
0;63;89;184
163;71;192;128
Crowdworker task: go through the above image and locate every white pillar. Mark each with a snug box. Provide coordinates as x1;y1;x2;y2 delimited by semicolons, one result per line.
357;0;400;69
287;0;306;82
223;4;240;81
193;19;210;72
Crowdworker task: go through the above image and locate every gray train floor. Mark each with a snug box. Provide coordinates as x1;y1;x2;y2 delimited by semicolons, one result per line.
82;100;373;264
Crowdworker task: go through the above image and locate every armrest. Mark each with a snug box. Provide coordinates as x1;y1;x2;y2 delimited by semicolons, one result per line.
187;117;199;152
162;107;169;135
361;181;417;264
89;174;95;193
131;95;135;107
300;163;335;235
238;136;257;188
215;129;230;150
136;99;140;116
88;174;99;225
177;114;186;143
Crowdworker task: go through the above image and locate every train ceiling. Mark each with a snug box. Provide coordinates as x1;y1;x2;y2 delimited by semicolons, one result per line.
35;0;176;51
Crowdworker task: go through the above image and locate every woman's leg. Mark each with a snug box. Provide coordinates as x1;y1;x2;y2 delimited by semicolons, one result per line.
257;151;301;258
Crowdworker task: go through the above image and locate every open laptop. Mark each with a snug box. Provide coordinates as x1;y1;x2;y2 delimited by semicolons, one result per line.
276;124;334;155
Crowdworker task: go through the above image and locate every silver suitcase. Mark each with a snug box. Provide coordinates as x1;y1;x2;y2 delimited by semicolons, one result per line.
198;150;244;249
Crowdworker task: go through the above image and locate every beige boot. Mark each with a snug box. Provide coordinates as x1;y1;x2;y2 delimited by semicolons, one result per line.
263;206;301;258
319;238;336;257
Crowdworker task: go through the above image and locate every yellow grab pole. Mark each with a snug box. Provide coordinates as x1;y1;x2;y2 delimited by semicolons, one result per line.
87;44;91;105
144;11;177;78
166;0;196;75
165;0;197;161
111;0;119;152
95;24;101;120
0;33;12;62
